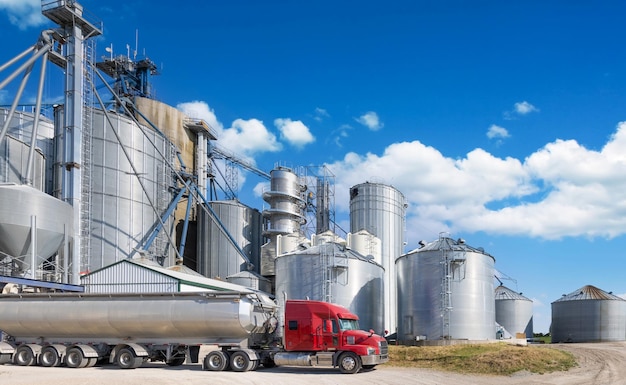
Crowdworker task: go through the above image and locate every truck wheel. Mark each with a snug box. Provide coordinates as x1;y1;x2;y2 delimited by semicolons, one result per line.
261;357;276;368
39;346;61;367
229;351;251;372
204;350;229;371
14;345;36;366
65;347;88;368
249;359;259;371
116;348;143;369
338;352;362;374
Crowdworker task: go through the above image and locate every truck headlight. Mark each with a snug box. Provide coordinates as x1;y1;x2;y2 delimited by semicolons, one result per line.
367;347;376;355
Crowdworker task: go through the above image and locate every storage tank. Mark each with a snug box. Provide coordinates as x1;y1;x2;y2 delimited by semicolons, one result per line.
197;200;262;279
495;285;533;339
346;230;382;265
54;107;175;272
0;108;55;192
0;184;73;272
350;181;406;334
261;167;306;276
551;285;626;343
274;241;384;334
396;236;496;342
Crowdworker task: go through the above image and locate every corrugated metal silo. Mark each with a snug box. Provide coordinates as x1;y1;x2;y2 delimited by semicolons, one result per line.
55;108;175;272
350;181;406;334
196;200;262;279
396;235;496;342
346;230;382;265
551;285;626;343
275;241;384;334
495;285;533;339
0;108;55;192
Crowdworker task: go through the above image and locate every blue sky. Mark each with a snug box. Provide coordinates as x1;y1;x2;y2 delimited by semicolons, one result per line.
3;0;626;333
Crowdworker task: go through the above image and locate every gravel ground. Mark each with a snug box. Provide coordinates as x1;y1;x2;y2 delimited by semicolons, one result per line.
1;342;625;385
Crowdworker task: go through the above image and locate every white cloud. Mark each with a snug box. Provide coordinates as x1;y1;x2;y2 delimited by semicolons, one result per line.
515;101;539;115
487;124;510;139
0;0;46;30
177;100;281;158
314;107;330;122
326;121;626;244
356;111;383;131
274;118;315;148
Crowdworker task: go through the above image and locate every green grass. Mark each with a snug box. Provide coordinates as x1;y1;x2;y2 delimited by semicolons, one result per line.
382;343;576;376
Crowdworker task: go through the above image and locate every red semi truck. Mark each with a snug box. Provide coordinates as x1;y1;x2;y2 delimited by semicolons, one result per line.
0;291;388;374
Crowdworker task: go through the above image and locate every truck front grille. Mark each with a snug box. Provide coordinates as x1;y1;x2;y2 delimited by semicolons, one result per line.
379;340;388;355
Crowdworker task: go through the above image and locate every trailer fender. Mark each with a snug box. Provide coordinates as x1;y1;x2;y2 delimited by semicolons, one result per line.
110;343;149;364
0;341;15;354
233;348;259;361
70;344;99;358
0;342;15;364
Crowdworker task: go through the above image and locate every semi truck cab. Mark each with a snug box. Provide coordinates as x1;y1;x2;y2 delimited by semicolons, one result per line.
275;300;388;373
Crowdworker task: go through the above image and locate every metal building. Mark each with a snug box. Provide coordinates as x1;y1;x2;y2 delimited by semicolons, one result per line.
196;200;262;279
350;181;406;334
396;235;496;342
495;285;533;339
551;285;626;343
274;240;385;334
81;258;251;293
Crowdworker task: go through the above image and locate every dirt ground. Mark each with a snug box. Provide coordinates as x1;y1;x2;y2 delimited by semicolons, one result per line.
1;342;625;385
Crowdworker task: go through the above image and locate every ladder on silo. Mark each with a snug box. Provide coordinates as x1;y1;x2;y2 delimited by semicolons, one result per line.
441;248;452;339
80;37;95;273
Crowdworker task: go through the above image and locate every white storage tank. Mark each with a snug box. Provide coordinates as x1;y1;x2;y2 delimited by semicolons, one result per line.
551;285;626;343
275;240;384;334
396;235;496;342
495;285;533;339
350;181;406;334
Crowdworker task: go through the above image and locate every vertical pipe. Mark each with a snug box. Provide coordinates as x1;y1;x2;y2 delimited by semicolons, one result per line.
63;223;69;283
25;52;48;185
30;215;37;279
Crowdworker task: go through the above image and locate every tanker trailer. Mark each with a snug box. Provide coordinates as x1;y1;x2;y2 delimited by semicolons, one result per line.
0;291;278;369
0;292;388;374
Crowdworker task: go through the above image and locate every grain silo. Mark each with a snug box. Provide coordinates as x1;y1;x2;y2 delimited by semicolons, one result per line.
196;200;262;279
274;240;385;334
551;285;626;343
396;235;496;343
495;285;533;339
54;106;176;272
350;181;406;334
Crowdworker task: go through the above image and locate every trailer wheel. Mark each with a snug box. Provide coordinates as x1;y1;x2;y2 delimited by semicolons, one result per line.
14;345;36;366
116;348;143;369
65;347;88;368
204;350;229;371
230;351;251;372
39;346;61;367
338;352;361;374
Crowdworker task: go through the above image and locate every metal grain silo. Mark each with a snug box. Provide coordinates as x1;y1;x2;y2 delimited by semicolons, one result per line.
495;285;533;339
396;235;496;342
350;181;406;334
55;108;175;272
261;166;306;276
551;285;626;343
0;108;55;192
196;200;262;279
275;241;384;334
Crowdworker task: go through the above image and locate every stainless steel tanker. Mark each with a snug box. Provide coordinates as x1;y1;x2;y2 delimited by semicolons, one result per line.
0;290;387;374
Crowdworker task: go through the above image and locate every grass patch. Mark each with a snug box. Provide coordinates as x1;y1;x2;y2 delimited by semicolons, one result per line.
382;343;576;376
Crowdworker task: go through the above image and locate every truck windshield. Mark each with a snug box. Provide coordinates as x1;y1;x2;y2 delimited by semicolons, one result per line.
338;318;359;331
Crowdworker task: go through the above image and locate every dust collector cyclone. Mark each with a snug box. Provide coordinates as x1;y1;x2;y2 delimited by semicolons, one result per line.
0;184;73;264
